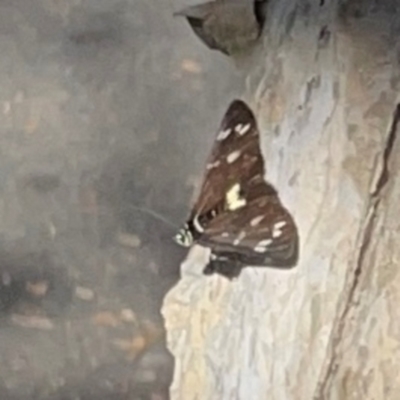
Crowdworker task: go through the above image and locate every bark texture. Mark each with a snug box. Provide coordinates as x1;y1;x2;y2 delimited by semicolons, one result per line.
162;1;400;399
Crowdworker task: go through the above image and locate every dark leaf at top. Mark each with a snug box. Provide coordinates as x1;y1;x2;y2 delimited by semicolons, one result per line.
174;0;268;56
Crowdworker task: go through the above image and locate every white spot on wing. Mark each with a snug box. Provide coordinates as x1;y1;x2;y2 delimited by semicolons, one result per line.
216;128;232;141
271;220;286;238
226;150;241;164
221;232;229;237
192;215;204;233
206;161;221;170
250;215;264;227
234;124;242;132
235;123;251;136
233;231;246;246
258;239;273;246
226;183;246;211
272;229;282;238
254;239;273;253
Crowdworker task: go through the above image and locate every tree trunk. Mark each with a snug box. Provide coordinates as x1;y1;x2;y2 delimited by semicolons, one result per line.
162;0;400;399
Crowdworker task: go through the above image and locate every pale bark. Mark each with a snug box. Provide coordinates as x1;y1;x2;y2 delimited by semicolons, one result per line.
162;1;400;399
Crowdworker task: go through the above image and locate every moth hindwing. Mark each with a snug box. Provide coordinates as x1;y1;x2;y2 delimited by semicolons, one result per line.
174;99;299;280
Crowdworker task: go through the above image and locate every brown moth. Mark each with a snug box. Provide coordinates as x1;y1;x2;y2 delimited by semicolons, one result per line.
174;99;299;279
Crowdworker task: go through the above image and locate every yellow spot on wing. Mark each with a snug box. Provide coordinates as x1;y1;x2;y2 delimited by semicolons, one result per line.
226;183;246;211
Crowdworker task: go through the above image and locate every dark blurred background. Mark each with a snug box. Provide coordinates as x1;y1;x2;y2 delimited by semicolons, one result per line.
0;0;243;398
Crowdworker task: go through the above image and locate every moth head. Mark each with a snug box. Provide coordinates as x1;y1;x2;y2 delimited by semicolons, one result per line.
173;225;193;247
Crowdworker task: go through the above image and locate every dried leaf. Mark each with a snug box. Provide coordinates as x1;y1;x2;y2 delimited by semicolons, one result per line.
113;335;146;360
11;314;54;330
75;286;95;301
26;281;49;297
120;308;137;323
92;311;120;327
141;320;162;343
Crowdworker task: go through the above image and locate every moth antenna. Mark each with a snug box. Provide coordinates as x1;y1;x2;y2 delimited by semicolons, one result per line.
122;204;178;229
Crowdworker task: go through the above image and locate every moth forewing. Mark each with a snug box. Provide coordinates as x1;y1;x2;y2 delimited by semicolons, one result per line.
191;100;263;216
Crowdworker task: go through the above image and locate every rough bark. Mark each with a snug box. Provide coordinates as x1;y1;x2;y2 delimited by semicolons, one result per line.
162;1;400;399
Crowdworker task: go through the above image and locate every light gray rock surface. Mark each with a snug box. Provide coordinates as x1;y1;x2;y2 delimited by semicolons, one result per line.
162;1;400;399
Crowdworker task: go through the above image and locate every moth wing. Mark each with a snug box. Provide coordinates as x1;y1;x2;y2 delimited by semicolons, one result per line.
198;183;299;268
190;99;264;219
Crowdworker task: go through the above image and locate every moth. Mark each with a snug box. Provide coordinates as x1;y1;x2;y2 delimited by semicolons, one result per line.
174;99;299;280
174;0;268;56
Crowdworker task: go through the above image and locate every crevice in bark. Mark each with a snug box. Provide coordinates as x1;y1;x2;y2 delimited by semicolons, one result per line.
371;105;400;197
314;104;400;399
